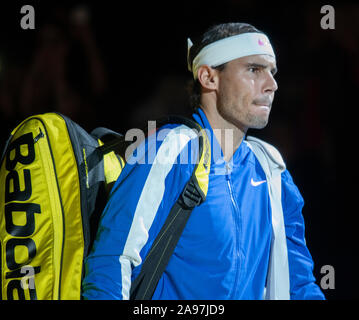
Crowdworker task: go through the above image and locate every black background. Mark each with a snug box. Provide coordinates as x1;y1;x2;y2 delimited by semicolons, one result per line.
0;0;357;300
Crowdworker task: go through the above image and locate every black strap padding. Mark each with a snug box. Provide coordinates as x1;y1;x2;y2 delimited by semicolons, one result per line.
129;174;204;300
91;127;123;142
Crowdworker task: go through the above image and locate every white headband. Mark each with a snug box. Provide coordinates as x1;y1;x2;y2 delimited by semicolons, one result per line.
187;32;275;79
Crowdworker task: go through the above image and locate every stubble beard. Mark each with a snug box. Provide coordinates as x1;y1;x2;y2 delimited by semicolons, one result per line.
217;95;270;133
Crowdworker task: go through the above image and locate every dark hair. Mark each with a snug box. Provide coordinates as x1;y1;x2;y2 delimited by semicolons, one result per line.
187;22;263;111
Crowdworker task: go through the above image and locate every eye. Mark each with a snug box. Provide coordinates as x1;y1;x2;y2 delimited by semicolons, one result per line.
249;67;260;73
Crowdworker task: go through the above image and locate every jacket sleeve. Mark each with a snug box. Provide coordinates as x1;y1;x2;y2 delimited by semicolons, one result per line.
281;169;325;300
82;124;198;300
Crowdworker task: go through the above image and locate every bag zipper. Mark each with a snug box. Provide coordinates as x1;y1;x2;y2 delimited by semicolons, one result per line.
60;117;90;259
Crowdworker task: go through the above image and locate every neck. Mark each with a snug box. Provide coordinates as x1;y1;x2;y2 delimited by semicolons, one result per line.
200;104;246;162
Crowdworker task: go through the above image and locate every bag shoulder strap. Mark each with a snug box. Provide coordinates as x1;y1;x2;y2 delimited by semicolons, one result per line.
129;174;204;300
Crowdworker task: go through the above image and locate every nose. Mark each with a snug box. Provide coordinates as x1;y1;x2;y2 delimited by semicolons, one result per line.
263;72;278;94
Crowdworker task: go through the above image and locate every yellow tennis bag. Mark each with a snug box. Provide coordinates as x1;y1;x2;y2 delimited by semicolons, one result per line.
0;113;210;300
0;113;123;300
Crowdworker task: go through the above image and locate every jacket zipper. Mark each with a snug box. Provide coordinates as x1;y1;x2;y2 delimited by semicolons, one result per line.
225;163;241;299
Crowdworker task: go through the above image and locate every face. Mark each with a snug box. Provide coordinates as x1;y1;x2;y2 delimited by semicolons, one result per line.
215;54;278;131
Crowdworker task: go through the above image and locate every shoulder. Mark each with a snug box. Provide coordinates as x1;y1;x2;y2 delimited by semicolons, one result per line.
118;121;201;184
245;137;305;220
154;122;201;165
245;136;286;172
110;122;199;197
157;122;200;146
245;136;301;199
123;122;200;165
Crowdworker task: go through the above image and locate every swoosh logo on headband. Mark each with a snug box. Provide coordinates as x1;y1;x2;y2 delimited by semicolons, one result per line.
258;37;269;46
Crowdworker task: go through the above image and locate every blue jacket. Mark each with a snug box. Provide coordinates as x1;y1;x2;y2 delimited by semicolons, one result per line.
82;108;325;300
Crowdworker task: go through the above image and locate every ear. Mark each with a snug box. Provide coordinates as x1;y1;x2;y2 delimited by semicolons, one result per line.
197;65;219;91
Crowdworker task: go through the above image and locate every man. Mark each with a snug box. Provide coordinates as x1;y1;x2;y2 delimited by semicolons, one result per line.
82;22;325;300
